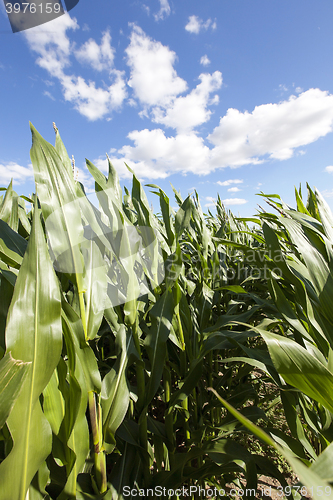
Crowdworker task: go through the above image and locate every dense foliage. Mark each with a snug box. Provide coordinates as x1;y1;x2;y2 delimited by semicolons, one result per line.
0;124;333;500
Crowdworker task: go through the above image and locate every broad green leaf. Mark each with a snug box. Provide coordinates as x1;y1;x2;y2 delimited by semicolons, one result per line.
81;238;107;340
259;329;333;413
0;267;16;353
175;195;193;238
310;441;333;481
314;187;333;242
29;123;86;322
144;288;174;406
61;299;101;394
101;326;134;452
54;123;73;175
0;352;30;429
269;279;313;342
157;188;175;248
0;180;19;231
0;219;27;269
0;202;62;500
30;124;113;345
209;388;331;500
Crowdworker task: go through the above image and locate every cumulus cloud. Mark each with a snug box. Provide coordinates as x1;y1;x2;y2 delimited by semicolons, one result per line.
185;15;216;34
221;198;248;206
152;71;222;132
110;89;333;180
0;162;33;185
112;129;212;178
217;179;243;186
59;71;126;120
227;187;241;192
154;0;171;21
208;89;333;167
75;30;115;71
24;13;78;77
22;18;333;181
124;26;222;132
205;196;216;207
126;24;187;108
200;55;211;66
24;13;127;120
325;166;333;173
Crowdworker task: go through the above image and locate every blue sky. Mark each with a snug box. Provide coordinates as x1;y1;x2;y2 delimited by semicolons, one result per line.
1;0;333;216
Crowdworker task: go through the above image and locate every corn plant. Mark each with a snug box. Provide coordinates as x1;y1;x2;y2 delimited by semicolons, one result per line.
0;124;332;500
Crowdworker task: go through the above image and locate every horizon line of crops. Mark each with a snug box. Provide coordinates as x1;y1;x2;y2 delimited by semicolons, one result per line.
0;123;333;500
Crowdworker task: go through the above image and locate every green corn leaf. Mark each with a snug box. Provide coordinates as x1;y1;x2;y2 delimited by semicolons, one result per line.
144;288;174;407
209;388;331;500
29;123;87;321
0;201;62;500
0;267;16;353
157;188;175;248
259;328;333;413
0;219;27;269
101;325;132;451
81;238;107;340
269;279;313;342
0;180;19;231
310;441;333;481
30;124;111;342
314;187;333;242
0;352;30;429
175;195;193;238
54;124;73;175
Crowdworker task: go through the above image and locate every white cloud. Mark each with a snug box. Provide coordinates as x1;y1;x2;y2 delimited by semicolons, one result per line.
124;27;222;132
142;4;150;15
113;129;212;178
75;30;115;71
325;166;333;173
152;71;222;132
322;189;333;198
217;179;243;186
200;55;211;66
205;196;216;207
24;13;127;121
222;198;248;206
107;88;333;181
295;86;303;94
185;16;215;34
279;84;288;92
154;0;171;21
227;186;241;192
24;12;79;78
0;162;33;185
208;89;333;167
44;90;55;100
60;71;127;121
125;24;187;108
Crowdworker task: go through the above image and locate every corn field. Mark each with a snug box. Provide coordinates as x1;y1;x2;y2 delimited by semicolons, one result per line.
0;123;333;500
